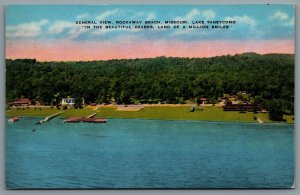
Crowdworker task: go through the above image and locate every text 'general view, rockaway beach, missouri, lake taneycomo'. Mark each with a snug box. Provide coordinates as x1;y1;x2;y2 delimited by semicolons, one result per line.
5;4;295;189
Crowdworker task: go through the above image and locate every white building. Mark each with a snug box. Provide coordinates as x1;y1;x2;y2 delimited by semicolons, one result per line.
62;97;85;107
61;98;75;106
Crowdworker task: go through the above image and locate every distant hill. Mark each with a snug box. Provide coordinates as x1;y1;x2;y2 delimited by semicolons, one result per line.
6;53;294;114
239;52;260;56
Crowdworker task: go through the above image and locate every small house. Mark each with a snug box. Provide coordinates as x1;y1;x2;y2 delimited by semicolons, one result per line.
9;98;32;107
61;97;75;106
200;97;208;104
61;97;85;107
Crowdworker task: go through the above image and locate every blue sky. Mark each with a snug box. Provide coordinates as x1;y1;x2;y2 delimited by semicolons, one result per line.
6;4;295;41
5;5;295;61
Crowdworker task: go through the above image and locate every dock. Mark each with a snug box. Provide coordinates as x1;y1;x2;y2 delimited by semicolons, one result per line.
36;111;63;125
86;113;97;118
63;113;107;123
63;117;107;123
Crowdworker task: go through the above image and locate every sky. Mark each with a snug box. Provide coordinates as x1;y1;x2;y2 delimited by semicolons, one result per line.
6;5;295;61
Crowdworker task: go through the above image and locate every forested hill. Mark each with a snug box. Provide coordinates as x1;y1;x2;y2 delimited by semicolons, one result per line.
6;53;294;113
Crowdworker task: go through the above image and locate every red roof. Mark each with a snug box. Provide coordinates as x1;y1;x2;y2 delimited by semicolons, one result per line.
13;98;32;104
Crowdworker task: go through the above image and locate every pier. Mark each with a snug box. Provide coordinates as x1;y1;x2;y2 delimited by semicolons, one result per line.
63;117;107;123
86;113;97;118
36;112;63;125
63;113;107;123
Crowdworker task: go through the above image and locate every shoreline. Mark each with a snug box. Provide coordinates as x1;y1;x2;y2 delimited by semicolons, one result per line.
5;116;294;125
6;105;294;124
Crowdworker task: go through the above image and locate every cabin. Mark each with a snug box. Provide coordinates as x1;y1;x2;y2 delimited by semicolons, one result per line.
61;97;85;107
9;98;32;107
61;97;75;106
200;97;208;104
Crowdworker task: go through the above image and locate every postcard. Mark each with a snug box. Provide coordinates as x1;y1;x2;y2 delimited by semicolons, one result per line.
5;4;294;189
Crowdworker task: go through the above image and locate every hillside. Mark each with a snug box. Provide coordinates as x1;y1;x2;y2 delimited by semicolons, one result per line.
6;53;294;114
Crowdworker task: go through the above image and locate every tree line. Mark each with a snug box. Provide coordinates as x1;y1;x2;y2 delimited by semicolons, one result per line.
6;53;294;117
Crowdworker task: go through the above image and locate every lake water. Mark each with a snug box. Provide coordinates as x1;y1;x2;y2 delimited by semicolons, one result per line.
6;118;294;189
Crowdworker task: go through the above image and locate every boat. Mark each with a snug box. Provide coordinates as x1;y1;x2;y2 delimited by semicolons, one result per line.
8;117;20;122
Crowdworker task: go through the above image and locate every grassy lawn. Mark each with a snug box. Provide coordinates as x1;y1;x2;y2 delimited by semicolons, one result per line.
6;108;97;118
96;106;257;122
6;108;59;117
255;113;294;124
6;106;294;124
60;109;95;118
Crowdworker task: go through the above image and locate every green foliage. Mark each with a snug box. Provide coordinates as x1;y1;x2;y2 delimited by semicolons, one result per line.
208;98;217;105
74;97;83;109
196;98;202;105
6;106;294;123
267;99;284;121
6;53;294;116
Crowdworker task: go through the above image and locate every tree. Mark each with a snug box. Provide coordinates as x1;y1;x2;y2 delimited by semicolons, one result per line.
74;97;83;109
196;98;202;106
267;100;284;121
5;54;294;114
251;96;262;113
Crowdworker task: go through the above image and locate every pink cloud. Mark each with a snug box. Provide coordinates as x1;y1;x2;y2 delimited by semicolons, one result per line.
6;39;294;61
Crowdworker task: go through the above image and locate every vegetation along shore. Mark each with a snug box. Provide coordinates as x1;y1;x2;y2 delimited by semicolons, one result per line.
6;106;294;124
6;53;294;123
